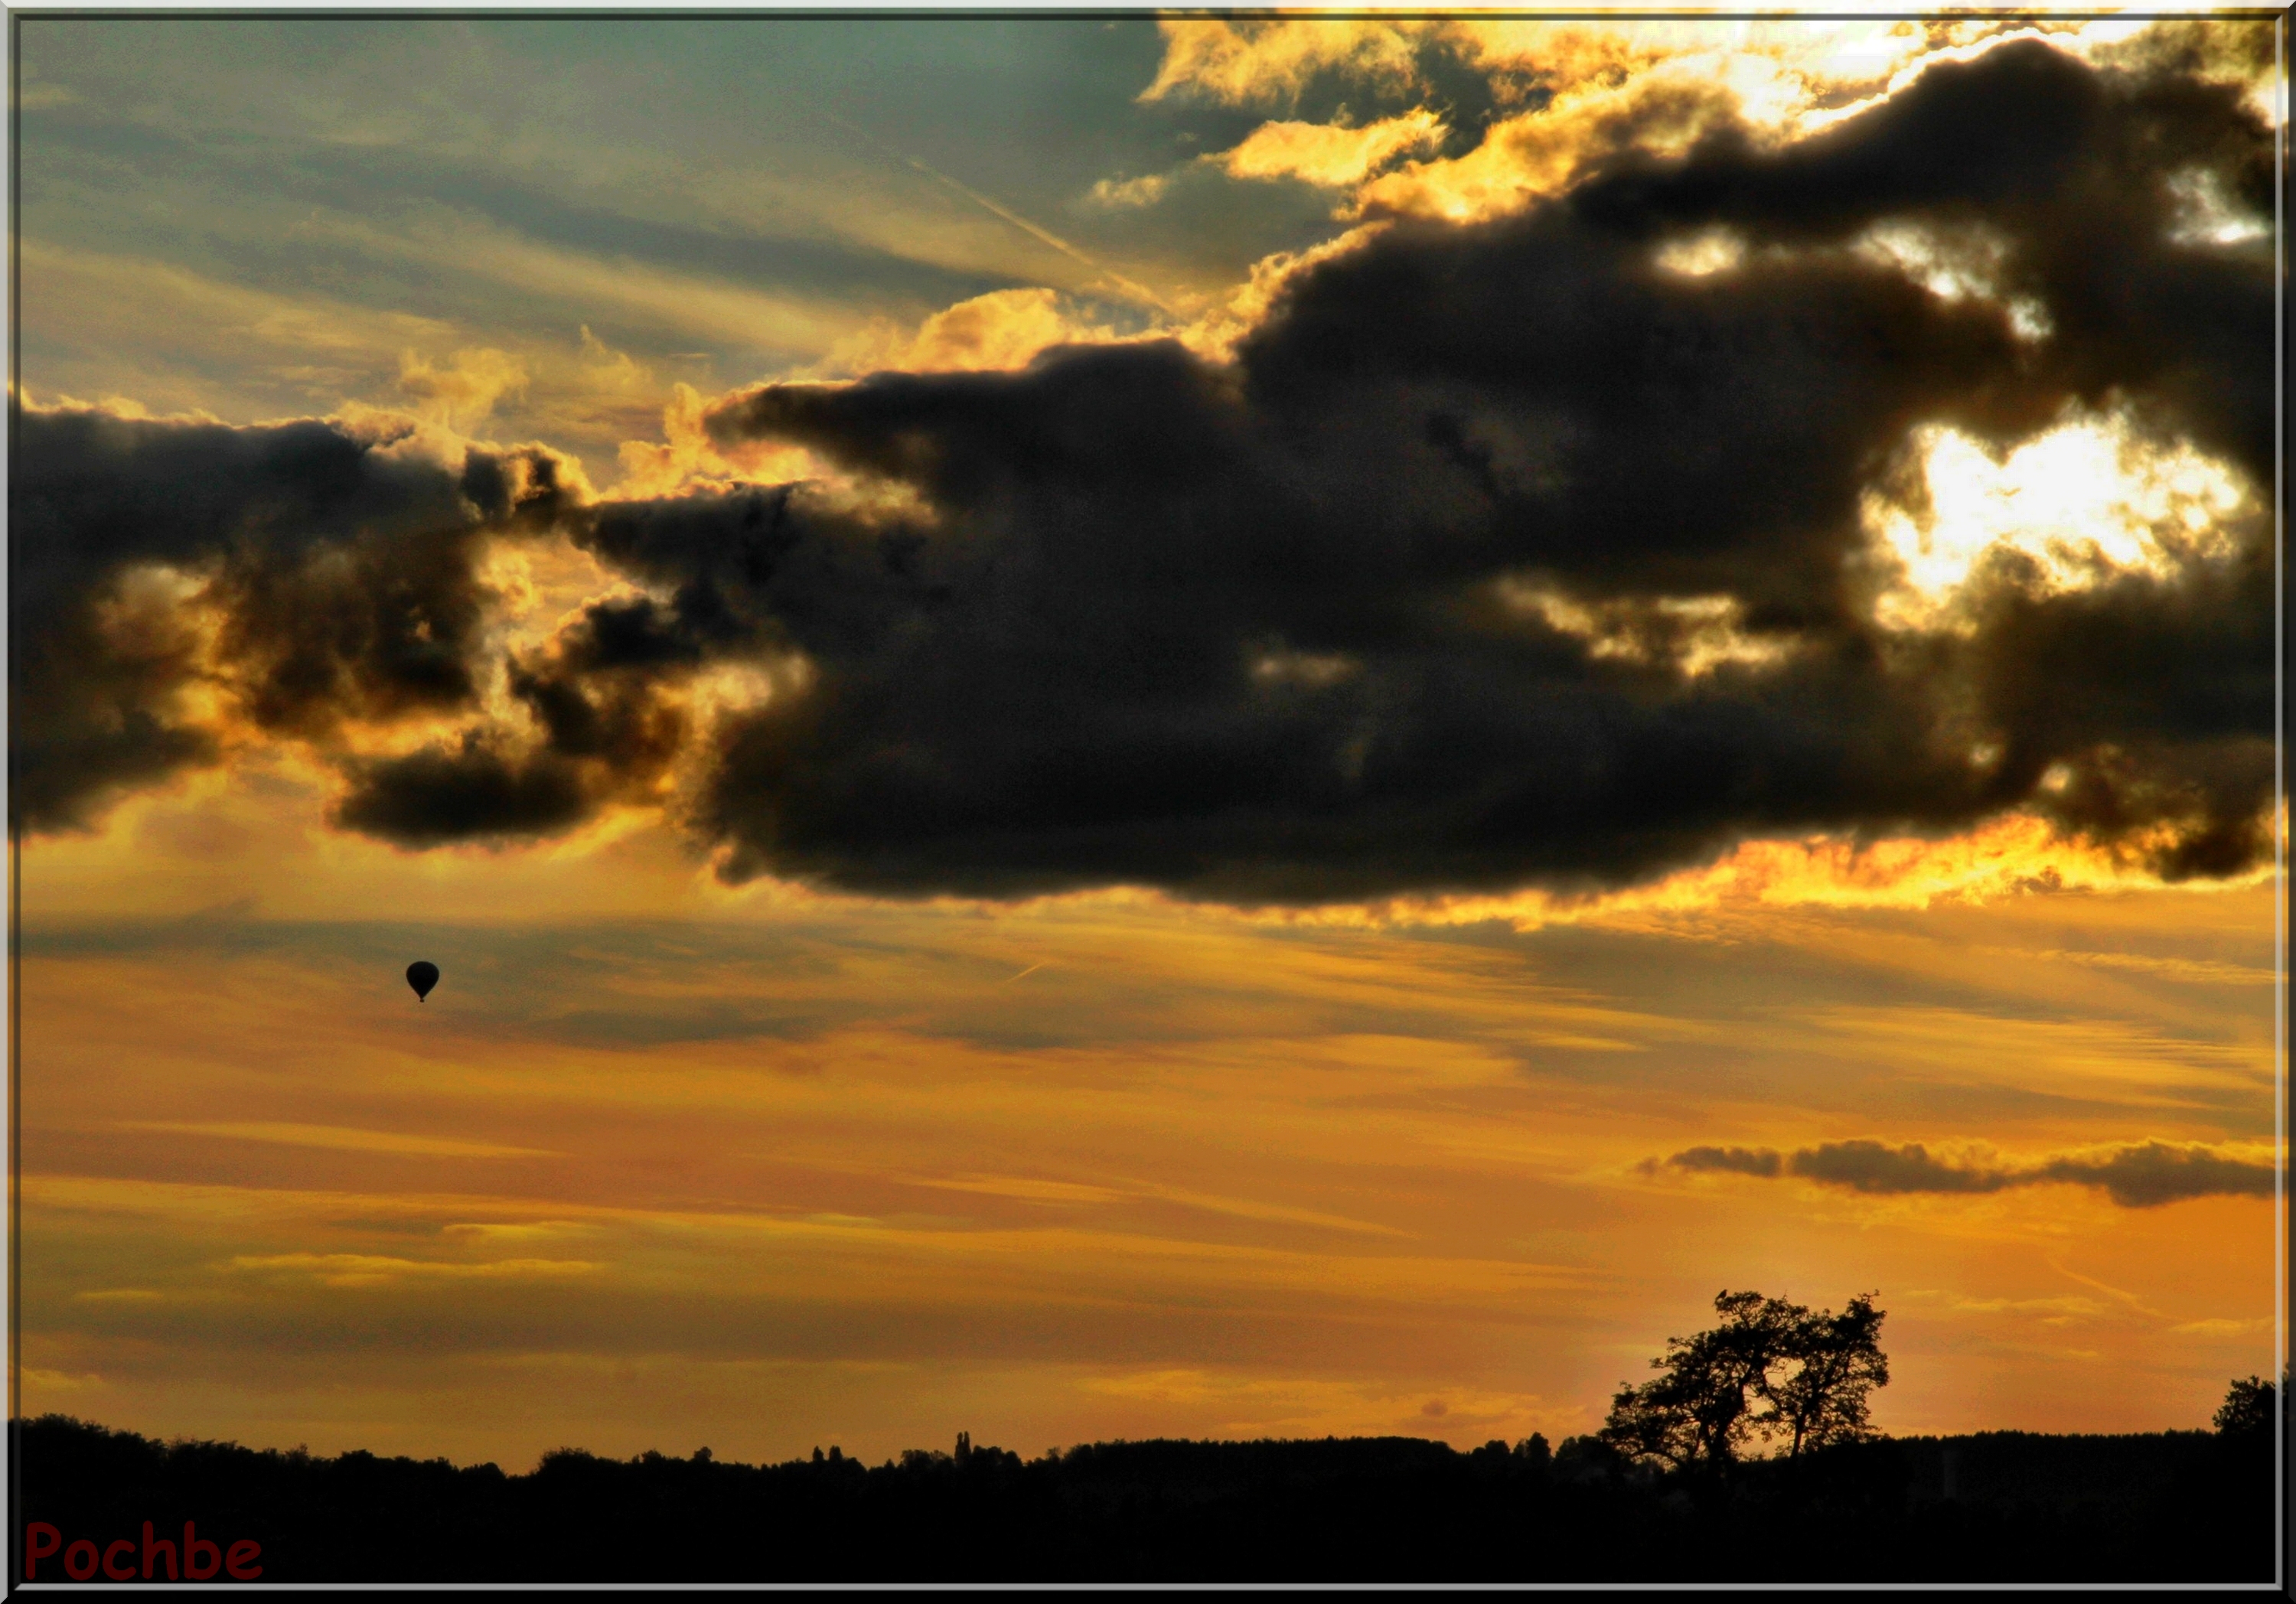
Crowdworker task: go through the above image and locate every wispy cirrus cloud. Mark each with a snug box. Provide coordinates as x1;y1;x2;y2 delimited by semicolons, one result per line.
125;1121;561;1161
227;1252;602;1288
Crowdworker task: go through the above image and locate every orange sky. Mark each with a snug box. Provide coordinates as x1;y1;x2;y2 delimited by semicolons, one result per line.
15;783;2281;1465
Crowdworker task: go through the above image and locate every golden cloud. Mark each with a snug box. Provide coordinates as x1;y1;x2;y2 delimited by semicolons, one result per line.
1216;112;1447;189
1140;18;1430;108
396;347;530;434
822;288;1124;379
612;380;820;500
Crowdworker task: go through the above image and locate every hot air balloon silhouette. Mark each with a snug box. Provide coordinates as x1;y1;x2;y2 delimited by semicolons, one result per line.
406;961;440;1002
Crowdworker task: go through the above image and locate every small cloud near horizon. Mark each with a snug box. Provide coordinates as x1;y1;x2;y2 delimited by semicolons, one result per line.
1658;1138;2275;1208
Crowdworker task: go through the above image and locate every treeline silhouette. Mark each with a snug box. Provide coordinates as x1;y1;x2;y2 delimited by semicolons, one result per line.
13;1410;2278;1582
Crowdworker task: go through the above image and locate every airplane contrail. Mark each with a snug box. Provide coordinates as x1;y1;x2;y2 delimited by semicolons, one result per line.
895;153;1177;316
821;108;1176;318
1003;962;1049;985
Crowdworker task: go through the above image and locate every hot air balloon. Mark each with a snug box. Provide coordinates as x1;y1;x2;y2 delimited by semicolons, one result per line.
406;960;440;1002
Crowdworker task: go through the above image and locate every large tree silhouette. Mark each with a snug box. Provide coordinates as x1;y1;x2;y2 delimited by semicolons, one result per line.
1601;1290;1888;1472
1765;1294;1890;1458
2213;1372;2282;1439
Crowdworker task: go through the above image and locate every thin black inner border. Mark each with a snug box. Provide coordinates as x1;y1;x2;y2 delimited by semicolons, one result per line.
1;6;2286;1590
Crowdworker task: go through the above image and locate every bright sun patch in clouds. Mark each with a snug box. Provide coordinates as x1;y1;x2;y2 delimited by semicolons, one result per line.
1864;411;2252;632
1500;585;1791;680
2164;166;2271;247
1852;221;2051;340
1652;229;1746;278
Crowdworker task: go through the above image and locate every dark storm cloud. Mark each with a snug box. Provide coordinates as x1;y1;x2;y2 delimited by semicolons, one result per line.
328;597;695;846
315;487;796;849
331;735;592;846
1660;1138;2274;1208
678;259;2038;900
15;37;2274;900
1566;38;2275;484
1958;559;2275;882
11;403;579;833
1565;37;2280;885
634;37;2267;900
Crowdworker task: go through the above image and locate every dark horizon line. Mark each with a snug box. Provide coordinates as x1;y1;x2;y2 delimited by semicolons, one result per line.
10;1407;2242;1477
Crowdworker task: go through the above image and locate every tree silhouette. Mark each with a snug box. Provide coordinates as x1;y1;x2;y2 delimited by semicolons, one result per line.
1763;1293;1889;1458
2213;1373;2281;1438
1600;1291;1791;1471
1601;1290;1889;1472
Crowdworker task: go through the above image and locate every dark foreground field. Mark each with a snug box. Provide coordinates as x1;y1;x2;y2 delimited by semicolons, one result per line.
14;1413;2281;1583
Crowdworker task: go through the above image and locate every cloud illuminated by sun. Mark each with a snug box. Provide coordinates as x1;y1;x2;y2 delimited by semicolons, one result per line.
818;288;1130;380
679;805;2281;944
1215;111;1448;189
1293;813;2281;937
612;381;823;501
1497;584;1793;680
1142;16;2273;230
1863;409;2253;633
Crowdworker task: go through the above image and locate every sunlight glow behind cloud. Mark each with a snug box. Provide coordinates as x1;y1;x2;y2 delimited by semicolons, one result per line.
1864;412;2252;632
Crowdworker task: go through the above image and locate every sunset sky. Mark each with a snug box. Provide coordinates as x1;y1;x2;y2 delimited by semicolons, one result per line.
10;11;2284;1472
